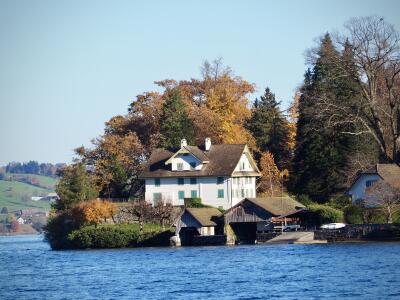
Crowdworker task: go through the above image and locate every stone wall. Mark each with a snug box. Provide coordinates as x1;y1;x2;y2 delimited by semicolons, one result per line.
192;235;227;246
314;224;400;242
139;230;175;247
256;232;280;243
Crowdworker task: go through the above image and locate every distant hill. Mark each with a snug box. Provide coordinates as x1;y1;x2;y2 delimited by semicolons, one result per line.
0;180;53;212
5;173;58;190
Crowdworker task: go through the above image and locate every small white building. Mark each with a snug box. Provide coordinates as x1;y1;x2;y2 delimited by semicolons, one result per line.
347;164;400;203
139;138;261;209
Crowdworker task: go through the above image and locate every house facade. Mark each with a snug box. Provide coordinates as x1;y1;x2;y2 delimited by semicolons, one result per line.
139;138;261;209
347;164;400;203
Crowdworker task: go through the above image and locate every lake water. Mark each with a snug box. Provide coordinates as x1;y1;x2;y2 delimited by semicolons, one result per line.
1;235;400;299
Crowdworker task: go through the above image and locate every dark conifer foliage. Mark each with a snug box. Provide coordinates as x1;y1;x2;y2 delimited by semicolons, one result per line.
246;87;290;170
159;90;195;150
289;33;368;202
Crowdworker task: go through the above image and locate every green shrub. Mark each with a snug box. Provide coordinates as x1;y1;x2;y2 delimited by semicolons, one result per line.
392;211;400;223
328;195;352;210
68;225;137;248
308;203;343;225
184;197;225;212
44;211;83;250
297;195;314;206
362;208;387;224
184;198;203;207
67;224;173;249
344;205;363;224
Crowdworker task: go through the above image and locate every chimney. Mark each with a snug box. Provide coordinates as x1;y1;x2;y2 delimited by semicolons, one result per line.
205;137;211;151
181;139;187;148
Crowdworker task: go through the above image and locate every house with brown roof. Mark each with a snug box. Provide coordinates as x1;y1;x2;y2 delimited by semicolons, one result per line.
139;138;261;209
347;164;400;203
223;197;306;240
176;207;222;235
173;197;307;246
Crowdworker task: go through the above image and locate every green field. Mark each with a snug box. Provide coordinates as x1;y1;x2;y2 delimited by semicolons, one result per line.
0;180;52;212
6;173;58;190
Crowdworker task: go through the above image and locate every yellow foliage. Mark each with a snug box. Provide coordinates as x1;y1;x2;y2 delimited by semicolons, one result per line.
74;200;116;226
87;132;144;193
287;92;300;151
158;60;256;146
258;151;281;196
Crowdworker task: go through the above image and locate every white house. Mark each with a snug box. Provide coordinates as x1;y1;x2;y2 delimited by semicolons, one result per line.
139;138;261;209
347;164;400;203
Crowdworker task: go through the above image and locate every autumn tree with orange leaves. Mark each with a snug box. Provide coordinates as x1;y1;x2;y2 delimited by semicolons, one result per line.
72;200;116;227
75;59;257;198
257;152;281;196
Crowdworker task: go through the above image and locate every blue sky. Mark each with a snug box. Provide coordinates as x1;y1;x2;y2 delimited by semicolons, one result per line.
1;0;399;165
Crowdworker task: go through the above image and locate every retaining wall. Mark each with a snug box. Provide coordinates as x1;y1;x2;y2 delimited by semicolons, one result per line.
192;235;227;246
256;232;280;243
315;224;400;242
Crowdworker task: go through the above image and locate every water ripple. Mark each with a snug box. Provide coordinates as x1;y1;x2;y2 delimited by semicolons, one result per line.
1;235;400;299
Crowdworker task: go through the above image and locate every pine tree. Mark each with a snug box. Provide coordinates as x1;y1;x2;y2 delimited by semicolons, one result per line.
55;163;98;212
159;90;195;149
289;33;359;202
245;87;290;169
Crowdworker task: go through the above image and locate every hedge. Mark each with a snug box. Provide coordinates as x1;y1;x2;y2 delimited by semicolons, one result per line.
308;204;343;224
344;205;364;224
184;197;225;212
67;224;174;249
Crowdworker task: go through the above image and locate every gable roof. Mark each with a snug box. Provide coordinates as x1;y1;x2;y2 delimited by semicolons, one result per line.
351;164;400;190
184;146;210;162
225;197;306;217
139;144;261;178
185;207;222;226
165;145;210;165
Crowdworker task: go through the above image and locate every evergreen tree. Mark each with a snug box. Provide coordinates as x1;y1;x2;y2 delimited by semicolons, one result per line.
159;90;195;149
54;163;98;211
289;33;360;202
245;87;290;169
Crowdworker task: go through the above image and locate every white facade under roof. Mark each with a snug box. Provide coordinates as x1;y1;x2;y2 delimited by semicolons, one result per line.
141;139;261;209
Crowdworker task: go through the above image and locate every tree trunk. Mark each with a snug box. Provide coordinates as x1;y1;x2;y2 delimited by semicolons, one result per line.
387;207;393;224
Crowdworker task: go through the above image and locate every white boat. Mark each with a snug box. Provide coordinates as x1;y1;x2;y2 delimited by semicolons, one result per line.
320;223;346;230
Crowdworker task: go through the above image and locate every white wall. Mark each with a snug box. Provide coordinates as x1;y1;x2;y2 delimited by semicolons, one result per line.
145;175;257;209
234;153;254;172
145;177;231;208
200;226;215;236
231;177;256;206
348;174;381;202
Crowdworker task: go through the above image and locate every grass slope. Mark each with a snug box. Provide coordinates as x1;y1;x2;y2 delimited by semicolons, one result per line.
0;180;52;212
6;173;58;190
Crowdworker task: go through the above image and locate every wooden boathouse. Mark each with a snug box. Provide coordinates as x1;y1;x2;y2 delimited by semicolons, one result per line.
222;197;306;244
173;197;307;246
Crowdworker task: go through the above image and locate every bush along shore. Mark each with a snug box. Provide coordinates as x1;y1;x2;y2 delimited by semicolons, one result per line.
43;163;177;250
67;224;174;249
44;200;176;250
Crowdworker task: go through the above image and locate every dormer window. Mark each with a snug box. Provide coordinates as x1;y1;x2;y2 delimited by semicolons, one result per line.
177;163;183;171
